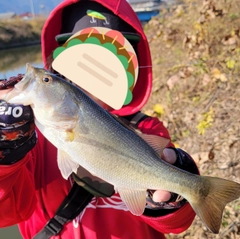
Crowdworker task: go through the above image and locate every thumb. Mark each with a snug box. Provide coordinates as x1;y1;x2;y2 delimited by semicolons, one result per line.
162;148;177;164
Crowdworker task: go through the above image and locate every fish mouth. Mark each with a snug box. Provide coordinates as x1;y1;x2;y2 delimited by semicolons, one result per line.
26;63;35;73
16;63;37;91
4;63;35;105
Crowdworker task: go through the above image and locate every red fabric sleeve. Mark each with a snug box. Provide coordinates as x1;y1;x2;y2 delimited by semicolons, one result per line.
141;204;196;234
0;152;36;227
137;116;196;233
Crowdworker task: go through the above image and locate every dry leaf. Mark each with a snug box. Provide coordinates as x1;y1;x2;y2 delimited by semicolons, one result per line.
167;74;180;90
153;104;164;115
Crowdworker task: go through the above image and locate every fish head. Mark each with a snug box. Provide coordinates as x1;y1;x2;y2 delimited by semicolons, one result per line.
5;63;57;106
5;63;79;130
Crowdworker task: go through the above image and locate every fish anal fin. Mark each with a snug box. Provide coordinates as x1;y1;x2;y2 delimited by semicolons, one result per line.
117;188;146;216
190;176;240;234
57;149;79;179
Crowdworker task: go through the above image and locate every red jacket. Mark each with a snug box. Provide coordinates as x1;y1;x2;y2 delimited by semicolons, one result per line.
0;118;195;239
0;0;196;238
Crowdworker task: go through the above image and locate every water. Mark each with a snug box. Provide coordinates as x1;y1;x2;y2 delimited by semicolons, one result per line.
0;225;22;239
0;45;43;239
0;45;43;79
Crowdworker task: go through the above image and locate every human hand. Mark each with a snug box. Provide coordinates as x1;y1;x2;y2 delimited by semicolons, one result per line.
0;78;37;164
146;147;199;211
151;148;177;202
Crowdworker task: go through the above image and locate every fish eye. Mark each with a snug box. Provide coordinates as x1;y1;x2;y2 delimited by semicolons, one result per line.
42;76;52;84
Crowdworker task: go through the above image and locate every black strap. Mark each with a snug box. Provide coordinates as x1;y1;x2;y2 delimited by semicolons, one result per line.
33;182;94;239
123;111;149;128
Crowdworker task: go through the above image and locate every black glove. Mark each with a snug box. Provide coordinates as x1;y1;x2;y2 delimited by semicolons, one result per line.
144;148;199;216
0;77;37;164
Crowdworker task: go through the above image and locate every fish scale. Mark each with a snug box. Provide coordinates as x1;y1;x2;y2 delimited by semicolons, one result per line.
5;63;240;234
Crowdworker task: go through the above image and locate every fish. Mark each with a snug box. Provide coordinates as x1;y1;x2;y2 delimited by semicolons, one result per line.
5;64;240;234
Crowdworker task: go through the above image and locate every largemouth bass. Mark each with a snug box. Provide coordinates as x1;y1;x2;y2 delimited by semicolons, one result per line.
5;64;240;234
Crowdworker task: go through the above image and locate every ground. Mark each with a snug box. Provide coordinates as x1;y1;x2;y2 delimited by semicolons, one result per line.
143;0;240;238
0;1;239;237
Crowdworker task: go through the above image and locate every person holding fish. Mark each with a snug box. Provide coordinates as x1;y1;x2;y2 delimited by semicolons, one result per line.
1;0;240;239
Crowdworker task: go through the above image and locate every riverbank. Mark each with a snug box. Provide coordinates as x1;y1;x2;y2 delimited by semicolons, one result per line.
0;1;176;51
0;17;45;50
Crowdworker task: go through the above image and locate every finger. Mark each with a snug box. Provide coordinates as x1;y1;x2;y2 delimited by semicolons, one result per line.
152;190;171;202
162;148;177;164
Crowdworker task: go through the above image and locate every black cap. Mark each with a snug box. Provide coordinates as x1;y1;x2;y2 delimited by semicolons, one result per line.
55;1;141;44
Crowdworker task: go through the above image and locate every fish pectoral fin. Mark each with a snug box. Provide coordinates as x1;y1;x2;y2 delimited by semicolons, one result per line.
62;130;75;142
57;149;79;179
117;188;146;216
138;133;169;155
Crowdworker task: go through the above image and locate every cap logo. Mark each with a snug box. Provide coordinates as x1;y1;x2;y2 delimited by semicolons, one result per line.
87;10;109;25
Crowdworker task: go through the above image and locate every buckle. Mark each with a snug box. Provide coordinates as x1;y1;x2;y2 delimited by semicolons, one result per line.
45;217;65;235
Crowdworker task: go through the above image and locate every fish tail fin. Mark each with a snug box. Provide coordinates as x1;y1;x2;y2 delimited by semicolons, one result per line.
190;176;240;234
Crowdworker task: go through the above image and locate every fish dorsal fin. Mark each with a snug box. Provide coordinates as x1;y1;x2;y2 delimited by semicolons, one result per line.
110;114;170;155
57;149;79;179
138;134;170;155
117;188;146;216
